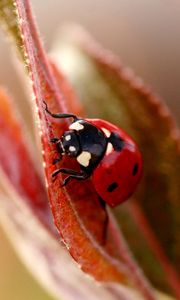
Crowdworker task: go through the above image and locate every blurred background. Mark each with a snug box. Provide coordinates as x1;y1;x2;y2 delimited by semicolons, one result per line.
0;0;179;299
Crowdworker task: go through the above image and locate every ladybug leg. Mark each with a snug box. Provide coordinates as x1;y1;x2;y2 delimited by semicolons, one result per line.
62;172;89;186
44;101;77;121
50;137;59;143
49;137;63;164
52;168;81;178
52;168;89;185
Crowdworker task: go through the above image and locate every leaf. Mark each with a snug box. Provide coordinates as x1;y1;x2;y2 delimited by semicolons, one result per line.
0;88;54;232
0;0;158;299
16;0;154;290
51;24;180;298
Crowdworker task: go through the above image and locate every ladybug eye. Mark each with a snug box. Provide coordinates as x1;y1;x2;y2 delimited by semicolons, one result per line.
107;182;118;192
132;163;138;176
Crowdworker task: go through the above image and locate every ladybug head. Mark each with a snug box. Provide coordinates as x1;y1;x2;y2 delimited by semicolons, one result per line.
92;139;142;207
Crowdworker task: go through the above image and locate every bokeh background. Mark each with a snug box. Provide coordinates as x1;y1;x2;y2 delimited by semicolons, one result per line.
0;0;179;299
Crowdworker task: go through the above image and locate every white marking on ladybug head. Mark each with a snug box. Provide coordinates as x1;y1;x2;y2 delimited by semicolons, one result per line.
69;146;76;152
69;121;84;131
106;142;113;155
77;151;91;167
65;134;71;141
102;127;111;137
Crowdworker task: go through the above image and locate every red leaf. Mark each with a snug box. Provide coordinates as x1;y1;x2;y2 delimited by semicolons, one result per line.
0;88;54;232
14;1;156;299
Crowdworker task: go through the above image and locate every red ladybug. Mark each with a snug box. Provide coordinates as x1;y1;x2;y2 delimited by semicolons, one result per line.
45;103;142;207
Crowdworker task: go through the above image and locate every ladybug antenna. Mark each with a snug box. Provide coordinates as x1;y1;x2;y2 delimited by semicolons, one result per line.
43;101;78;121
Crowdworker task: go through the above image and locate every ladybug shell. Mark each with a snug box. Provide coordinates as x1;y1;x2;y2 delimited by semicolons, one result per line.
87;119;143;207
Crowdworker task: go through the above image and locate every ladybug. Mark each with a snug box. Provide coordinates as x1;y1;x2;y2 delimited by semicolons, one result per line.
45;103;142;207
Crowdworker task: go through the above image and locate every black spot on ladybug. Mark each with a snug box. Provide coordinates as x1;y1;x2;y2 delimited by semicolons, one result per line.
132;163;138;176
107;182;118;192
109;132;124;151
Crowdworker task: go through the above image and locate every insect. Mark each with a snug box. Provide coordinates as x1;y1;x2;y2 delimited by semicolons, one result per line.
45;103;142;207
